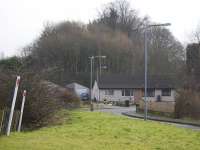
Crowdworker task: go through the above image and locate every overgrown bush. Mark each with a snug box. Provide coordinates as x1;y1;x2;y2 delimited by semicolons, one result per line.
0;72;80;129
20;77;80;129
0;73;15;109
175;89;200;119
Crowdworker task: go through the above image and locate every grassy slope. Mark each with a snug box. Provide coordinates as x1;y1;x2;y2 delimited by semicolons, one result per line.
0;111;200;150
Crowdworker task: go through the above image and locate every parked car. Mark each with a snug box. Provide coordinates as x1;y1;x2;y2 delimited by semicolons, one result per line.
80;93;89;101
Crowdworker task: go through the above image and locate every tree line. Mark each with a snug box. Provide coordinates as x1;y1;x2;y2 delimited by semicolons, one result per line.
16;0;184;86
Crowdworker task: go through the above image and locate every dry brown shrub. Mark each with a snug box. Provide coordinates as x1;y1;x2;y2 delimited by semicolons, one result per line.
175;89;200;119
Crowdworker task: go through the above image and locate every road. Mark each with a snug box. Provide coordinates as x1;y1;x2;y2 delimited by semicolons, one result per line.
95;105;136;115
95;105;200;131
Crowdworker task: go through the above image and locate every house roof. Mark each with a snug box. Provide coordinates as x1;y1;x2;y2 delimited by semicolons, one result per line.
66;82;89;90
98;75;176;89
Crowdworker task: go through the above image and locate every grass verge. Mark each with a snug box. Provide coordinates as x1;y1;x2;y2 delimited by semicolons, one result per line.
0;110;200;150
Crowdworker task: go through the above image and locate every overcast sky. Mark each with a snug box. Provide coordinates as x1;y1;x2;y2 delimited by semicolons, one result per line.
0;0;200;57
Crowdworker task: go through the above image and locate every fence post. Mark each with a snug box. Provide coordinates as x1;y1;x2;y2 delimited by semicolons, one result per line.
18;90;26;132
6;76;20;136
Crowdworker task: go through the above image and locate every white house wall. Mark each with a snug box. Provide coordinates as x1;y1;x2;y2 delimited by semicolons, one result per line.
99;89;175;102
99;89;134;101
92;81;99;100
146;89;175;102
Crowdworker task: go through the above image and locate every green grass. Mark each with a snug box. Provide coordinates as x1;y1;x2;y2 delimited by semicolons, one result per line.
1;110;200;150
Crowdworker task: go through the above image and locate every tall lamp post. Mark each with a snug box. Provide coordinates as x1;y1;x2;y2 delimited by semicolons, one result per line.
89;55;106;111
143;23;171;120
89;56;94;111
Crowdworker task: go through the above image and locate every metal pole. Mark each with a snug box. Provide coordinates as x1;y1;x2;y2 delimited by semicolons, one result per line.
90;57;94;111
143;23;171;121
18;90;27;132
7;76;20;136
98;58;101;102
92;55;106;103
131;23;171;121
96;61;99;86
0;110;5;133
144;29;148;121
99;57;102;76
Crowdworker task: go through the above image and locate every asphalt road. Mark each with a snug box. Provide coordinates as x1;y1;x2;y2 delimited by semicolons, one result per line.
95;105;200;131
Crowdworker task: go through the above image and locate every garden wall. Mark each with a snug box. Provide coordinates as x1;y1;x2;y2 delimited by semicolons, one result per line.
139;100;175;113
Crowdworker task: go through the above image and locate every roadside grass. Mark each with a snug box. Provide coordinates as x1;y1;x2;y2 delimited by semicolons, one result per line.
0;110;200;150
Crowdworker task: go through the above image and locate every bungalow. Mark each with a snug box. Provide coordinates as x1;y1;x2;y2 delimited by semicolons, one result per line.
92;75;176;104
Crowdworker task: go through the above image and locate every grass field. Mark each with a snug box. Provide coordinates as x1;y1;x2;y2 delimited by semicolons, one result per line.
0;110;200;150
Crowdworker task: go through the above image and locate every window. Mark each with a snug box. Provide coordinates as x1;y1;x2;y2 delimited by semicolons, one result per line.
105;89;114;95
142;89;155;97
122;89;133;96
162;89;171;96
147;89;155;97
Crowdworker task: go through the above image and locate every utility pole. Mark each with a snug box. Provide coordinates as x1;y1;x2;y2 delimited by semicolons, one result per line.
99;56;102;76
94;56;106;101
96;56;106;87
89;55;106;108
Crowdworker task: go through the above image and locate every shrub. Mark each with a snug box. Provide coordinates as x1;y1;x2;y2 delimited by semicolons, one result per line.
0;73;80;129
21;78;80;129
0;73;15;109
175;89;200;119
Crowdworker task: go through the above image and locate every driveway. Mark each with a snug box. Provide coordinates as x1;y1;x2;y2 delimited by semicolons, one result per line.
95;105;200;131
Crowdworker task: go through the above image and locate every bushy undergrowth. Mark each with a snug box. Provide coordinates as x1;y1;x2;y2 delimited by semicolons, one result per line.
175;89;200;119
0;73;80;130
0;73;15;109
22;79;80;129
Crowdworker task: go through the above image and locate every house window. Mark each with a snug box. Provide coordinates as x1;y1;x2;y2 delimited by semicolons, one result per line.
142;89;155;97
122;89;133;96
105;89;114;95
162;89;171;96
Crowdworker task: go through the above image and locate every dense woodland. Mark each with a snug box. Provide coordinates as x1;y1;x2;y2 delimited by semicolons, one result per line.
17;0;184;86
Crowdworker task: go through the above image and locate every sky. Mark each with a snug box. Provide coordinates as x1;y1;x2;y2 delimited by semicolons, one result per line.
0;0;200;57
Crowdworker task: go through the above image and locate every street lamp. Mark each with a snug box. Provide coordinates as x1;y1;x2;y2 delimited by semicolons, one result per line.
89;55;106;111
89;56;94;111
143;23;171;120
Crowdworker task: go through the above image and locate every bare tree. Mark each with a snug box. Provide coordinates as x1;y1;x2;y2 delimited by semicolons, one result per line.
189;24;200;43
194;25;200;43
96;0;143;36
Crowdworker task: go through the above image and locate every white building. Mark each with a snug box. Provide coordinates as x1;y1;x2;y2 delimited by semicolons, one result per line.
93;75;176;103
